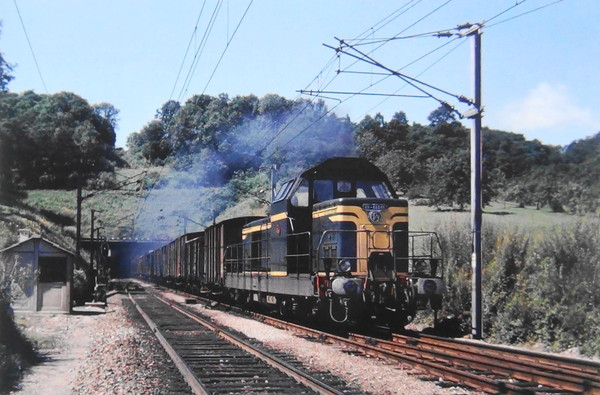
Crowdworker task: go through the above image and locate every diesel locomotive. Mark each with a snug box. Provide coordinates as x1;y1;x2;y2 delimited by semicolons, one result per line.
136;157;446;328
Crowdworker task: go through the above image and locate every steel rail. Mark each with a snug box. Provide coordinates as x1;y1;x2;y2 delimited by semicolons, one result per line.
255;313;600;394
153;294;346;395
393;332;600;377
254;315;522;393
127;292;209;395
352;333;599;394
133;282;600;394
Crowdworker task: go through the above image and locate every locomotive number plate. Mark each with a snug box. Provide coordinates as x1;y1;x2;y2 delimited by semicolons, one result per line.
363;203;387;211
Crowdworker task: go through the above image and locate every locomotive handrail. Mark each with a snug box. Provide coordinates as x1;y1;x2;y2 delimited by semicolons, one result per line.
315;229;444;278
224;232;312;276
286;231;311;275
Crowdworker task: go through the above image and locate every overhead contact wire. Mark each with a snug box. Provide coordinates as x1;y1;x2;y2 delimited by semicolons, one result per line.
12;0;48;93
201;0;254;94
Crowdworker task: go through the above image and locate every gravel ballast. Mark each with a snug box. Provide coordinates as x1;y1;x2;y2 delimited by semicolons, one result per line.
11;290;475;394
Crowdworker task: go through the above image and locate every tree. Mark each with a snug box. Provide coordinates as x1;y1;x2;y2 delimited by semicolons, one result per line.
0;25;14;92
0;91;118;190
426;149;470;209
427;104;456;127
0;253;37;392
127;120;172;163
155;100;180;125
392;111;408;124
93;102;120;131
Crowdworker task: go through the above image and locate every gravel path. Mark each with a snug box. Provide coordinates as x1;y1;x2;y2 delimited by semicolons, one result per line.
10;288;476;394
11;293;188;395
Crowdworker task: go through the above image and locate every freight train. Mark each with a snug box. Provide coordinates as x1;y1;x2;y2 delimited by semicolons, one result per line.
135;157;446;328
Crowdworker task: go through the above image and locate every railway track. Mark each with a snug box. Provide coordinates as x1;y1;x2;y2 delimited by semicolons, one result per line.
125;282;600;394
255;313;600;394
386;331;600;394
127;291;365;395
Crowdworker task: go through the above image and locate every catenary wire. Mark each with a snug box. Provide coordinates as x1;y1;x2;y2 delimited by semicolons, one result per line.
361;37;468;118
12;0;48;93
251;1;454;163
135;2;225;234
176;0;224;103
201;0;254;94
486;0;564;29
169;1;208;101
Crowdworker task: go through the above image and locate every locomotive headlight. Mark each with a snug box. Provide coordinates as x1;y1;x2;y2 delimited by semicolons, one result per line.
423;279;437;294
332;277;363;295
338;259;352;272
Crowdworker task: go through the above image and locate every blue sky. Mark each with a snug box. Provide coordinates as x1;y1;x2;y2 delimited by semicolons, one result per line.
2;0;598;148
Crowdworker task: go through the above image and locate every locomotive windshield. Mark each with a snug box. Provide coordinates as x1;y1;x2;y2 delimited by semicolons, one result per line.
356;181;393;198
313;179;393;202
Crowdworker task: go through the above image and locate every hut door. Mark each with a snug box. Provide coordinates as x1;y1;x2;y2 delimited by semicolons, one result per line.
37;257;68;312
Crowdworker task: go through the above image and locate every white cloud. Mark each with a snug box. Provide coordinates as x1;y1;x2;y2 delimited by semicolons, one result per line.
505;83;591;128
489;82;599;145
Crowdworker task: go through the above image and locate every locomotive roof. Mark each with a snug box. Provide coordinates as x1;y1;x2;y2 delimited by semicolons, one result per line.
299;157;389;181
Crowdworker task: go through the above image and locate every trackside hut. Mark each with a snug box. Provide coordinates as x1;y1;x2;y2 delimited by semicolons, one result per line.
0;230;74;313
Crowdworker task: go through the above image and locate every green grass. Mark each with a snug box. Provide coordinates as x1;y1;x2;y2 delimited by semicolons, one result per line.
409;200;585;236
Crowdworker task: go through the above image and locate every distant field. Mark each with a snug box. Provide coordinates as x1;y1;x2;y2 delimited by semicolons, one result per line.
18;188;597;243
409;200;589;236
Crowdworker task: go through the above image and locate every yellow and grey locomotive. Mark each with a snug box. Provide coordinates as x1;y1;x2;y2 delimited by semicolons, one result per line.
136;157;445;328
223;157;445;327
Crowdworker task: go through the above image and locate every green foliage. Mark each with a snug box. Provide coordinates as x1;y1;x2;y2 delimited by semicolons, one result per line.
427;104;457;127
356;109;599;214
434;219;472;314
0;254;38;392
127;94;355;188
0;91;119;195
483;231;530;336
0;25;14;93
433;215;600;357
228;170;271;207
0;301;38;392
427;149;470;209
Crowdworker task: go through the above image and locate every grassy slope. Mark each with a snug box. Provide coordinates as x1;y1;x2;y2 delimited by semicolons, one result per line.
4;189;590;248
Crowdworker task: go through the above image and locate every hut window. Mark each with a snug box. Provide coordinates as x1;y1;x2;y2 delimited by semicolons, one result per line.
39;257;67;283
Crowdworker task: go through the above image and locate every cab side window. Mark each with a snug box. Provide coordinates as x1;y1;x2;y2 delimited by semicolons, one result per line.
273;180;294;202
313;180;333;202
290;179;309;207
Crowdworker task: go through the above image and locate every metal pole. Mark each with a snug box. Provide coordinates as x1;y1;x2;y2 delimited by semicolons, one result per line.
470;27;483;339
90;209;95;270
271;165;275;202
76;186;82;267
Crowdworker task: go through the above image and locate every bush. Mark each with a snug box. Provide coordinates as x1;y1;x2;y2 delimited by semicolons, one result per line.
0;299;37;392
437;219;600;357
